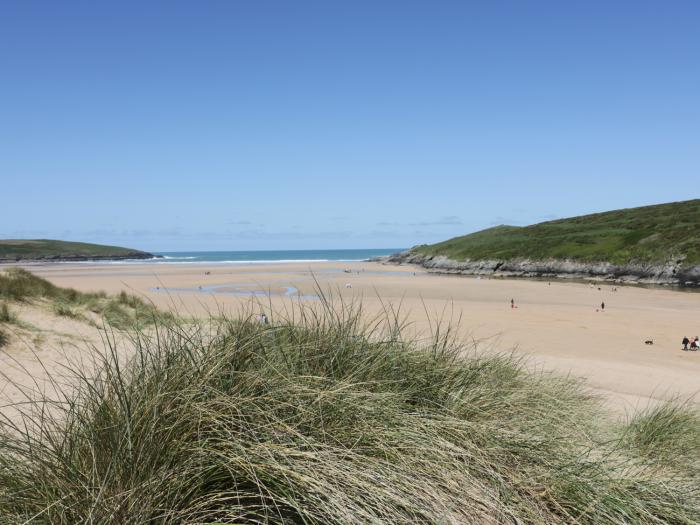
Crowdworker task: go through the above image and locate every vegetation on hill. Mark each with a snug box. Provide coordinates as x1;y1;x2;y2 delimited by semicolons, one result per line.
0;239;154;261
414;200;700;265
0;288;698;523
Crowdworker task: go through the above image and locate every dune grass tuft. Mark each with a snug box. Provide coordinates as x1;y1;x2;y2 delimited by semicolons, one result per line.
0;292;698;524
622;401;700;473
0;267;169;329
0;301;14;348
52;302;79;319
0;267;59;301
0;302;13;323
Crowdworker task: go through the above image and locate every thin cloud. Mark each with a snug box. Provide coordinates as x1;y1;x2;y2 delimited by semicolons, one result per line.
194;230;354;240
1;229;50;238
409;216;462;227
377;216;462;228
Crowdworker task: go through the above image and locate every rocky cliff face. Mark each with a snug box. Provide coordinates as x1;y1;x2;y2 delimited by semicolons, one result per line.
0;252;160;263
384;251;700;287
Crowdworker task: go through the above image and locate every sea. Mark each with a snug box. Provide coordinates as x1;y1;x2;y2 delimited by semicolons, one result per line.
132;248;402;265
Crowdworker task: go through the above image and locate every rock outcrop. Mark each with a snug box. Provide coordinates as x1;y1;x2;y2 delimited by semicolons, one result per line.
383;251;700;287
0;252;160;263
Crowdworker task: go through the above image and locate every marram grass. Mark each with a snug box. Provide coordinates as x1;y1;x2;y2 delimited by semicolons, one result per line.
0;294;698;523
0;267;170;329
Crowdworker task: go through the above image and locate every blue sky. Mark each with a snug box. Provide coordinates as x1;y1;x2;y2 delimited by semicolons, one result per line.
1;1;698;251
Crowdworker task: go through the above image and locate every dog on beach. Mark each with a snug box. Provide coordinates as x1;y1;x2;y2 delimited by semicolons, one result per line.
644;340;654;345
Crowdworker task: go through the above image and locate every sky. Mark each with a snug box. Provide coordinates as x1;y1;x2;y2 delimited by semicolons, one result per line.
1;1;698;251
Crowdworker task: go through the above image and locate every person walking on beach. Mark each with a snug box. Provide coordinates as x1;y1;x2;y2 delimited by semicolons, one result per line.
510;298;515;309
600;301;605;311
682;336;690;351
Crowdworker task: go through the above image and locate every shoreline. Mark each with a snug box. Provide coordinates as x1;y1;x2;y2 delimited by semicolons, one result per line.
0;256;388;268
0;258;374;268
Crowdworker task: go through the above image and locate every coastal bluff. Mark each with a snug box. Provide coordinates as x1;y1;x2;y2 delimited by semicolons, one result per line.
383;250;700;286
0;240;158;263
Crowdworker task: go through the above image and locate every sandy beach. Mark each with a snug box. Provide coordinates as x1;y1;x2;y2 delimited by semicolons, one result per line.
2;260;693;416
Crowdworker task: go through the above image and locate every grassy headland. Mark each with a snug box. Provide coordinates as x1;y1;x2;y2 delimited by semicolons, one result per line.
0;239;156;262
0;276;698;523
413;200;700;265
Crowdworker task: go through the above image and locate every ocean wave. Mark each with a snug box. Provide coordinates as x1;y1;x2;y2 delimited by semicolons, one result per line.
41;254;388;266
146;259;334;265
63;258;351;265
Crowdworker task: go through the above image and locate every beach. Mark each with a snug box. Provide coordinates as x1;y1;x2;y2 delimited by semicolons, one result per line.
7;260;697;415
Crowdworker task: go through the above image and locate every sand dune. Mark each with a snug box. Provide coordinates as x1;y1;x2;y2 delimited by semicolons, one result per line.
6;260;700;415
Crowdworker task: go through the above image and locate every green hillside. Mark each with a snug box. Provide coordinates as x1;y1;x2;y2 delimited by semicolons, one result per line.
414;200;700;265
0;239;154;261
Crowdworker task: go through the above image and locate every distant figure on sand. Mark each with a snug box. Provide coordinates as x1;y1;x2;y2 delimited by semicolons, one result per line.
601;301;605;311
682;336;690;350
510;298;515;309
691;337;699;351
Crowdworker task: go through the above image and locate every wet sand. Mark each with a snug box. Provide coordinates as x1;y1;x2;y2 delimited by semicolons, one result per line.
12;260;700;414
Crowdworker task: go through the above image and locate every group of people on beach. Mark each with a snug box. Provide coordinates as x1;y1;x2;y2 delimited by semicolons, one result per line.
682;336;699;351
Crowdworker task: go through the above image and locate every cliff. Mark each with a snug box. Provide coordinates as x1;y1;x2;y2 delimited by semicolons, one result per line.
385;251;700;286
